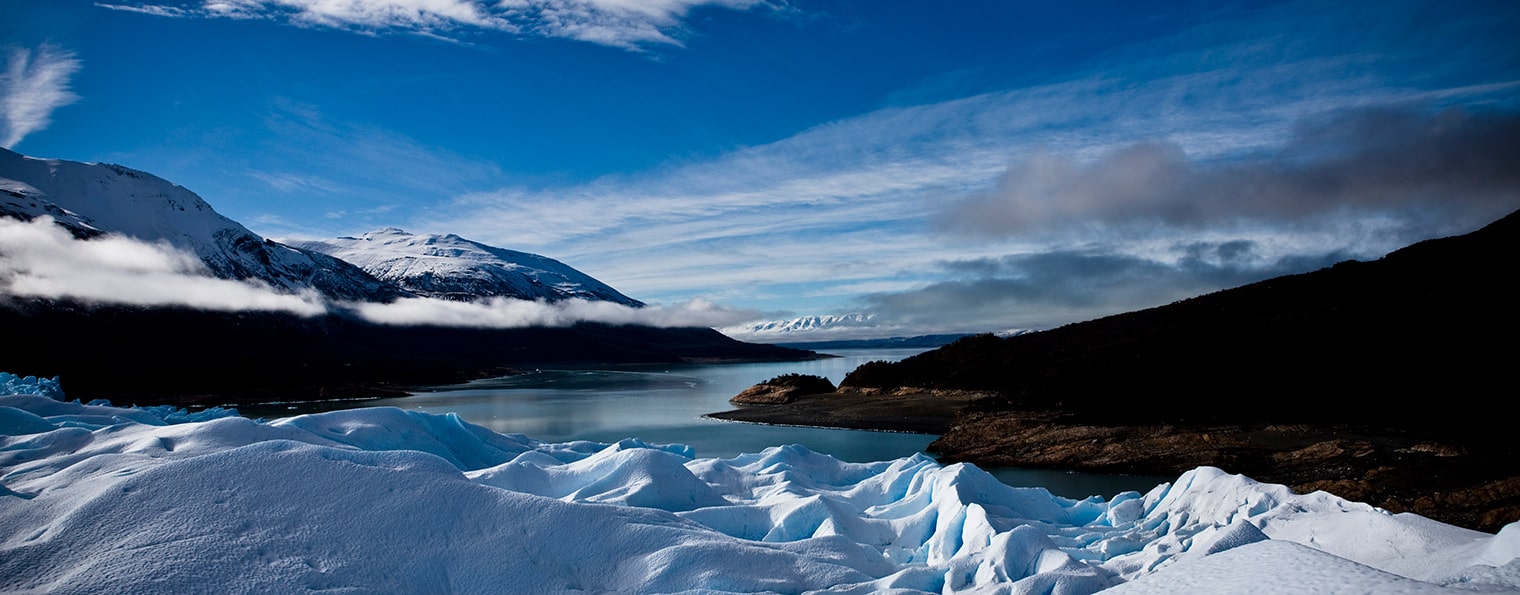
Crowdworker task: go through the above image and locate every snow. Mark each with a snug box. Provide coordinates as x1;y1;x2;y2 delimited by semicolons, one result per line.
0;148;399;302
3;148;642;310
721;313;888;342
2;377;1517;593
290;227;644;306
0;373;62;400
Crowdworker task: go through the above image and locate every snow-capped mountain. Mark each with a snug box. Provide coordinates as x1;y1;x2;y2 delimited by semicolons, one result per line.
722;313;1036;344
289;228;644;307
0;149;643;308
724;313;877;336
0;148;402;302
721;313;898;342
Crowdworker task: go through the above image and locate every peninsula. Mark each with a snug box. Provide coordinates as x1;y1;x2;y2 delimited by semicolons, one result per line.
713;209;1520;532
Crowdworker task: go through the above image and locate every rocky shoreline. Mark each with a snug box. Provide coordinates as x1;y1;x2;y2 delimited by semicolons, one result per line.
708;211;1520;533
709;386;992;434
710;387;1520;533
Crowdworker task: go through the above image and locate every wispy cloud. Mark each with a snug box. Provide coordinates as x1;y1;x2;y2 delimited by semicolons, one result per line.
208;101;506;239
94;3;191;18
408;1;1520;329
88;0;1519;338
422;78;1514;313
98;0;775;49
106;0;512;33
0;44;82;149
497;0;767;49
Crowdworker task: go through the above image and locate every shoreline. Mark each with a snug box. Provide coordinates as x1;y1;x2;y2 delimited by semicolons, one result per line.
702;414;939;435
705;387;993;435
707;389;1520;533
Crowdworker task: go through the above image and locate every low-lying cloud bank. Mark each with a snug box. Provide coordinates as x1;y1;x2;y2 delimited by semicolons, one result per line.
351;296;758;329
0;216;328;316
0;216;758;329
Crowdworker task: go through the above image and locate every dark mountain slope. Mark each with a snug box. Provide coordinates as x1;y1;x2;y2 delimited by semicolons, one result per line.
814;210;1520;530
0;299;817;406
843;209;1520;435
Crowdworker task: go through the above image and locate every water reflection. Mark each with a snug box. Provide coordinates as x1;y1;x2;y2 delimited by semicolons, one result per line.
252;349;1170;499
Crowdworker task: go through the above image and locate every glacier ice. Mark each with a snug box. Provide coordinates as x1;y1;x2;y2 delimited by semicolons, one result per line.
0;372;63;400
1;388;1516;594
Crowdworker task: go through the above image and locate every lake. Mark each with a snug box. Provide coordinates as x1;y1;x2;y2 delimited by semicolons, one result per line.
249;348;1170;499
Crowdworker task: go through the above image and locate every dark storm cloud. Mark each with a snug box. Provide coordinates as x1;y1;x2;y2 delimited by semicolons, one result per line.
943;108;1520;236
861;246;1351;331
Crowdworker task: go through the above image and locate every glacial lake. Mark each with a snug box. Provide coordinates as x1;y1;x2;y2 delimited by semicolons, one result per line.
249;348;1169;500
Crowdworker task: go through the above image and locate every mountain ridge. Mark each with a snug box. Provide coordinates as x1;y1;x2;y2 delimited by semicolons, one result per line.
1;148;642;308
839;207;1520;430
0;297;818;405
0;147;405;302
0;148;820;401
290;227;642;306
714;208;1520;531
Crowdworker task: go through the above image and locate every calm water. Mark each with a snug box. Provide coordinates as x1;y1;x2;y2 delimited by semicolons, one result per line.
250;348;1169;499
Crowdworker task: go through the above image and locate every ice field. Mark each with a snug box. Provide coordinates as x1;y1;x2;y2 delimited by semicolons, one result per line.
2;373;1517;593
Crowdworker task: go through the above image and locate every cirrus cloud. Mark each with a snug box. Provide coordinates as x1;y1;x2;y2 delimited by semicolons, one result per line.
97;0;777;49
0;44;82;149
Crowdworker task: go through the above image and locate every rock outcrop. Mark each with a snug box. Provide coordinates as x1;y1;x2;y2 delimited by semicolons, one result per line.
729;374;836;405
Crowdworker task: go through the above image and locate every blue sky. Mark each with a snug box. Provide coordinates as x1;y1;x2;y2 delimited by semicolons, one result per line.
3;0;1518;337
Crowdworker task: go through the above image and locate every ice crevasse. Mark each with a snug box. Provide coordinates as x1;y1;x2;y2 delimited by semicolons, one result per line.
1;374;1517;593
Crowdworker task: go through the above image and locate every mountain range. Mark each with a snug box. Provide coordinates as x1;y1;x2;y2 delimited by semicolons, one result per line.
0;148;403;302
720;313;917;343
0;148;816;402
1;147;637;306
722;313;876;337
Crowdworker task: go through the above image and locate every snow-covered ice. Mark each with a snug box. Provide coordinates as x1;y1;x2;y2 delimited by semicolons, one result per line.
2;377;1517;593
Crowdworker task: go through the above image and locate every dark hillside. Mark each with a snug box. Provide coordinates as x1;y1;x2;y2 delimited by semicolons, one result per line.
828;210;1520;530
0;299;817;406
843;209;1520;436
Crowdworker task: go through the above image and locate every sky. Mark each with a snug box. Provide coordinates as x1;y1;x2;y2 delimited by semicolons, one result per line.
2;0;1518;338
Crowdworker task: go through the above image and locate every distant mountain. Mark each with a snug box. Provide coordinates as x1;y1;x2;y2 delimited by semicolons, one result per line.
290;228;642;306
0;149;815;402
723;312;1035;345
774;334;976;350
729;313;874;334
0;148;402;302
721;313;884;341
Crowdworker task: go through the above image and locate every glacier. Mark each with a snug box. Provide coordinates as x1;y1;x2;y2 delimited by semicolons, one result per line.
2;376;1517;593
